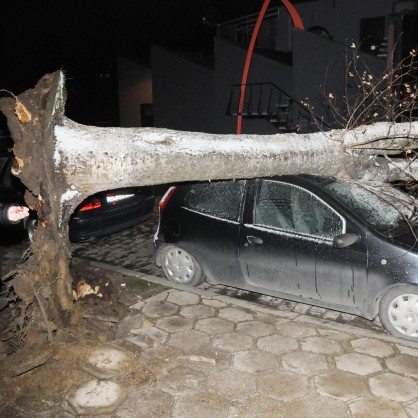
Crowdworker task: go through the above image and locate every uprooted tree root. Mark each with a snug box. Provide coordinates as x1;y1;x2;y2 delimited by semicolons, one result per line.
0;247;55;353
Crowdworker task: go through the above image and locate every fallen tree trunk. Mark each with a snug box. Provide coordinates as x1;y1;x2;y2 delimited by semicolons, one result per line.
0;71;417;329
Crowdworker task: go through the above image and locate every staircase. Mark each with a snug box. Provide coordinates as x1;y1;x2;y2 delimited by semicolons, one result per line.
226;83;330;133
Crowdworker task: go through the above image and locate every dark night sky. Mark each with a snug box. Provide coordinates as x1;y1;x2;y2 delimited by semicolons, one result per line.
1;0;266;124
1;0;262;92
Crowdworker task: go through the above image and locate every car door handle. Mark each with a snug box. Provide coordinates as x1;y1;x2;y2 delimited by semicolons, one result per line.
247;235;263;245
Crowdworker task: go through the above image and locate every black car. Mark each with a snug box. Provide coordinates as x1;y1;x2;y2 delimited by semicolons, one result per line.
155;175;418;341
68;187;154;242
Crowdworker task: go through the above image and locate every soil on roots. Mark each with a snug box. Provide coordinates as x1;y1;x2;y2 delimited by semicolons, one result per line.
0;259;168;416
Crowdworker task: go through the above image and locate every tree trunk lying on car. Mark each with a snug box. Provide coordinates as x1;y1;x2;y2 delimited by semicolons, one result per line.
0;71;417;332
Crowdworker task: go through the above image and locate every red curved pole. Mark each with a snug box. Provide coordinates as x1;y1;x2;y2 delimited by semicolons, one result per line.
236;0;304;134
281;0;304;30
237;0;271;135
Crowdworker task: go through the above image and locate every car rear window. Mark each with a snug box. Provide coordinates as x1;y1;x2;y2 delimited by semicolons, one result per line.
184;180;246;221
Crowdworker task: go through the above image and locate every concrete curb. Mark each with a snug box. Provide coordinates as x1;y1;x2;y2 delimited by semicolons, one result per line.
86;259;418;349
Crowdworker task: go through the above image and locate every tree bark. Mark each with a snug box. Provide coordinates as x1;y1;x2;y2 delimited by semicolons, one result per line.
0;70;417;325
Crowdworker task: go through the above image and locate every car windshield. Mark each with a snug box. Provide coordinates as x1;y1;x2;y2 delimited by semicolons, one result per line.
322;179;416;236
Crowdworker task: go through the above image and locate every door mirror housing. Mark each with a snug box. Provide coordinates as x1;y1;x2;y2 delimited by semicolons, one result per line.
333;233;360;249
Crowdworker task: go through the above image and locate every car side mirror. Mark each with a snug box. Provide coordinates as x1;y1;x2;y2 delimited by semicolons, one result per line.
333;233;360;249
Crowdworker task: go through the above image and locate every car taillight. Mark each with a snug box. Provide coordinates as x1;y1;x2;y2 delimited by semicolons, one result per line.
78;199;102;212
159;186;177;213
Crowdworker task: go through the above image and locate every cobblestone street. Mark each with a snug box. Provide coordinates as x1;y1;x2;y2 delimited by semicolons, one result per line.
1;211;418;416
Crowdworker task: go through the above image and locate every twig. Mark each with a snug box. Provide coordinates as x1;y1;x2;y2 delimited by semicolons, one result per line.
32;285;53;343
11;349;55;376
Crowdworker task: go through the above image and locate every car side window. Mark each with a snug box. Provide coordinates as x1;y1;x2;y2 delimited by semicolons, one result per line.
255;180;344;239
184;180;246;221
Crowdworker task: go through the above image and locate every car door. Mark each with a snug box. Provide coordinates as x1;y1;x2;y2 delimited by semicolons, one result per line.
175;180;247;286
239;179;368;310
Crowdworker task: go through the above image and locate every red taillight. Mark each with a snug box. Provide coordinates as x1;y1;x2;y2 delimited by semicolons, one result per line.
159;186;177;213
78;199;102;212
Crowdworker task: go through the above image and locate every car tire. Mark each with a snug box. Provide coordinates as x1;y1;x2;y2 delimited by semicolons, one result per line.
379;285;418;341
161;245;204;286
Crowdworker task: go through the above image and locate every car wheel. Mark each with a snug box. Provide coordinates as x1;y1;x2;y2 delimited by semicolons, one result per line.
379;285;418;341
161;245;204;286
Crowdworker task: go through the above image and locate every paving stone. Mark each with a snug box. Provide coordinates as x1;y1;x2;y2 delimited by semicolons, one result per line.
156;365;207;396
167;290;200;306
322;310;342;320
335;353;382;375
351;337;394;357
217;307;254;322
256;370;309;401
168;329;211;352
236;321;276;338
195;317;235;335
125;327;168;348
202;298;227;308
142;301;179;318
405;400;418;418
233;349;278;373
115;313;145;338
397;345;418;357
172;392;229;418
129;301;145;310
369;373;418;402
293;303;310;314
276;321;317;338
230;394;286;418
139;345;186;379
309;306;328;317
349;396;409;418
282;351;328;375
207;369;256;400
180;304;216;319
83;346;133;379
289;393;348;417
116;389;173;418
386;355;418;378
301;336;343;355
66;380;126;416
155;316;194;332
317;328;352;340
212;332;254;352
176;345;232;373
341;313;357;321
257;334;299;354
314;370;368;401
279;300;297;310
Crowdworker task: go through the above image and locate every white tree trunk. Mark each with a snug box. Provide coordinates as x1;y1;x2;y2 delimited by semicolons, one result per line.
56;116;418;215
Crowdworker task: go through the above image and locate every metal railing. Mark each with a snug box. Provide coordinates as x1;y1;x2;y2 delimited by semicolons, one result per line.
226;83;331;133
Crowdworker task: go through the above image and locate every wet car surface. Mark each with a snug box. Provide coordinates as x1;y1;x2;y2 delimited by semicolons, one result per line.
155;175;418;341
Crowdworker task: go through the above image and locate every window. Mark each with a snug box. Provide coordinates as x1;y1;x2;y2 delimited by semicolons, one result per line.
184;180;246;221
255;180;344;239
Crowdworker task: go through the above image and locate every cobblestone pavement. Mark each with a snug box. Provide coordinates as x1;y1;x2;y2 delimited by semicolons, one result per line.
0;211;389;335
121;286;418;418
62;280;418;417
1;214;418;416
